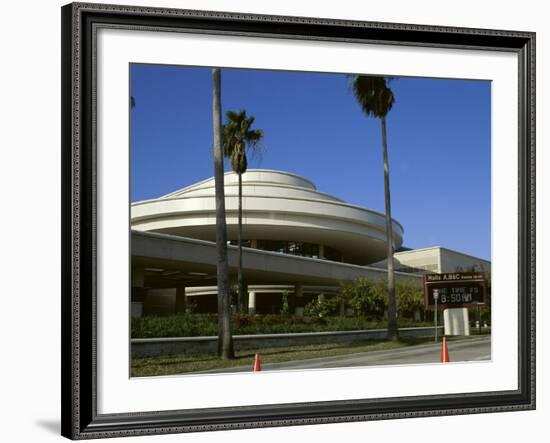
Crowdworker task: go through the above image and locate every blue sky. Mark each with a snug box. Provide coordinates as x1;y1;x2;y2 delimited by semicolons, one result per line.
130;64;491;260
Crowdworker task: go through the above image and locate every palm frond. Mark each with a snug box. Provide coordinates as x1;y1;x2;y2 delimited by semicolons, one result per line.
225;110;242;122
221;109;265;172
349;75;395;118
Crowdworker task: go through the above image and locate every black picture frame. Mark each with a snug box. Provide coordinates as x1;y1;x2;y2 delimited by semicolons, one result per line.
61;2;536;439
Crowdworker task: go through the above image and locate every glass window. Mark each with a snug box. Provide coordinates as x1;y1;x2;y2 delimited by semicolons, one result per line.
242;240;343;262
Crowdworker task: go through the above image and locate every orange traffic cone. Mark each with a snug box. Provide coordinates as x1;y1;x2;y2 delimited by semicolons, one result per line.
440;336;450;363
253;353;262;372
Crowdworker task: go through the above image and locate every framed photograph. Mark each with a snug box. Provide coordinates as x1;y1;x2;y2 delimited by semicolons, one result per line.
61;2;535;439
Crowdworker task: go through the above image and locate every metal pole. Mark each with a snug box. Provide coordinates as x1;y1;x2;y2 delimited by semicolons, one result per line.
434;298;438;343
478;305;482;335
433;289;439;343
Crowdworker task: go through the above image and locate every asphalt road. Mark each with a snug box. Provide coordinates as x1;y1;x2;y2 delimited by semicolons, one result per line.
202;336;491;373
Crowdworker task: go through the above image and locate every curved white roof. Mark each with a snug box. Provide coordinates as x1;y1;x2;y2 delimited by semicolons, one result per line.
131;169;403;265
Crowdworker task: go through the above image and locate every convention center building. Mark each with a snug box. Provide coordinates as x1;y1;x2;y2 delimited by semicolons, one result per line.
130;169;489;317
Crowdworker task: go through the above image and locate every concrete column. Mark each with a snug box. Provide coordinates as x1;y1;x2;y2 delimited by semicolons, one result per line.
250;239;258;249
248;291;256;315
294;284;304;316
318;244;325;259
131;293;145;319
131;290;146;319
132;267;145;287
131;267;145;319
175;287;187;313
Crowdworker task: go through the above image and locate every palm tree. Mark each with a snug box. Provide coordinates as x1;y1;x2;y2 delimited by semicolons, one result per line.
222;110;264;315
212;68;235;358
350;75;398;340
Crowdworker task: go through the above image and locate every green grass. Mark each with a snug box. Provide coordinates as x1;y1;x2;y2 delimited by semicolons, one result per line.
131;334;487;377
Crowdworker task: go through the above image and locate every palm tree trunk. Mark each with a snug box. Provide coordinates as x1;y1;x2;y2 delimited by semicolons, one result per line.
237;172;244;315
381;116;398;340
212;68;235;359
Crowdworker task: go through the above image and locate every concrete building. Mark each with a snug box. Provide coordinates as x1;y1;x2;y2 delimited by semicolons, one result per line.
130;169;490;320
130;170;412;316
370;246;491;275
132;169;404;265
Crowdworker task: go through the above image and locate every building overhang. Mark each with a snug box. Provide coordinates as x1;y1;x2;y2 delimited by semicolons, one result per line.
132;230;420;288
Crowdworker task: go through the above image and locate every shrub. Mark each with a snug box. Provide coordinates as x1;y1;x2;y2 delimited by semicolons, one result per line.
339;278;385;317
131;313;219;338
280;290;290;316
303;297;340;318
396;280;424;317
338;278;424;319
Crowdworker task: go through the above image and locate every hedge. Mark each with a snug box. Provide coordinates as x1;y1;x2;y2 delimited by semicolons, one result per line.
131;313;430;338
